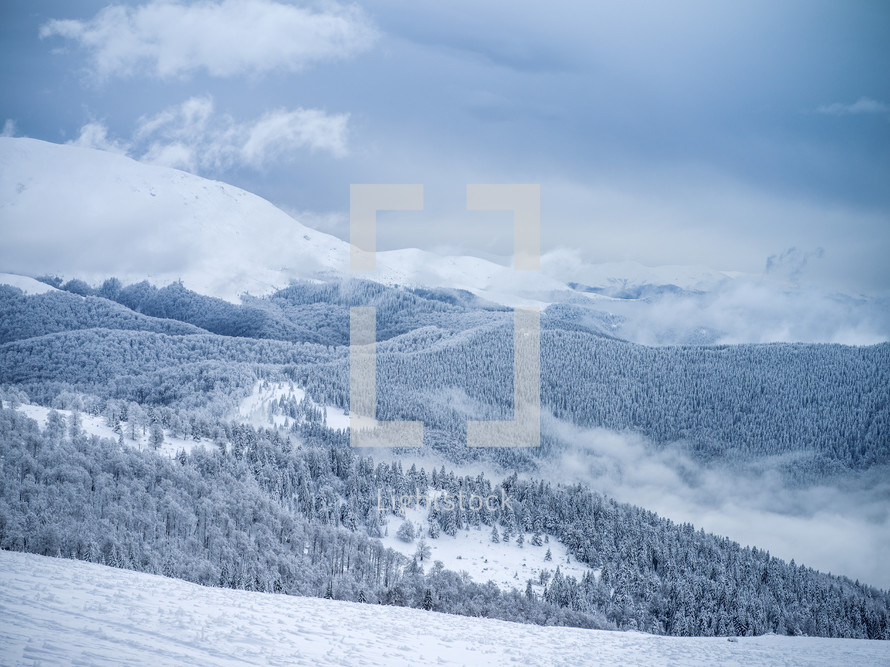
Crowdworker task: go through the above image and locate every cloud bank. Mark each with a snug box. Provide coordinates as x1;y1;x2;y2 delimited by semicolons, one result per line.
40;0;378;80
611;281;890;346
541;247;890;346
70;95;349;171
541;417;890;590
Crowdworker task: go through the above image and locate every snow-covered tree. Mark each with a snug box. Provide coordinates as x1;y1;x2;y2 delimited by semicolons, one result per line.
396;520;415;543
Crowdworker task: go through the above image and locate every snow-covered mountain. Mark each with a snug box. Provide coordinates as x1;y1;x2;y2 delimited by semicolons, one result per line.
3;551;888;667
0;137;732;306
1;137;346;302
0;137;568;304
4;137;886;346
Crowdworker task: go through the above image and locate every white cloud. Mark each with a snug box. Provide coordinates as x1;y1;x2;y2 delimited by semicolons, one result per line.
135;95;349;170
817;97;889;116
68;122;131;154
764;246;824;285
539;245;890;346
69;96;349;172
241;108;349;165
40;0;378;81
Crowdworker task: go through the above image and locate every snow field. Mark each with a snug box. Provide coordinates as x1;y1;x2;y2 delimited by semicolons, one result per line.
380;504;592;593
2;551;887;666
237;380;349;430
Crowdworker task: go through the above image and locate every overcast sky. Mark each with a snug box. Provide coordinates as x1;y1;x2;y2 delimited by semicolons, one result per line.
2;0;888;294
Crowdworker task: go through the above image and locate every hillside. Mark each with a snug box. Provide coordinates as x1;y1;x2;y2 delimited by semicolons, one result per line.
2;279;886;474
2;403;888;638
2;551;888;666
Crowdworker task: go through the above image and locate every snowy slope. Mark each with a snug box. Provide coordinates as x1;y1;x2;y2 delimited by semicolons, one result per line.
0;137;567;305
237;380;349;430
0;138;348;302
380;511;592;593
14;403;212;458
0;272;59;295
2;551;888;666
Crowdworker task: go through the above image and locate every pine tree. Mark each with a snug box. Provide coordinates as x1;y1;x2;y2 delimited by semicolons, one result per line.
525;580;536;601
358;589;366;603
325;581;333;599
490;524;500;543
149;423;164;450
422;588;433;611
517;532;525;548
427;514;440;539
531;530;543;547
69;411;82;440
545;547;552;561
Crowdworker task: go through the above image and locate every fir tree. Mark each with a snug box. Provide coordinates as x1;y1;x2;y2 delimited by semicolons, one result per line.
149;423;164;450
525;580;536;601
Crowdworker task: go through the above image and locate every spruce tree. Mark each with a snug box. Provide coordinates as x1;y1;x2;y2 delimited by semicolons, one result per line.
525;580;535;601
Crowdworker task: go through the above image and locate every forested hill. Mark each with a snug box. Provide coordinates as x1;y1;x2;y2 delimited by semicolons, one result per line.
1;407;888;638
2;277;888;475
2;275;889;637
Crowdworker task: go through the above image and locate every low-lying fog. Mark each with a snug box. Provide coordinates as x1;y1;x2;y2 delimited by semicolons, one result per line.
540;416;890;590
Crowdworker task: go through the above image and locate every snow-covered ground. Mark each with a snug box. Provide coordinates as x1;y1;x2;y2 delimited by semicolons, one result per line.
2;551;887;666
380;506;592;592
0;273;59;295
13;403;211;458
237;380;349;431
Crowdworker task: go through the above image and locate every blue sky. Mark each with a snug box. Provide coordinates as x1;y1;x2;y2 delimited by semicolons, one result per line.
2;0;888;293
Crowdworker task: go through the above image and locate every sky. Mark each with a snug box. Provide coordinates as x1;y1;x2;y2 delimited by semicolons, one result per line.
1;0;889;295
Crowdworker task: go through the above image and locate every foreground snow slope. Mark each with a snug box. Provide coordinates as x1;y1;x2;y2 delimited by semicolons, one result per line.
2;551;887;666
